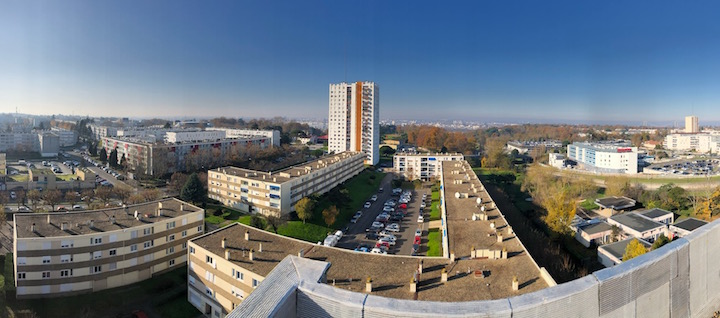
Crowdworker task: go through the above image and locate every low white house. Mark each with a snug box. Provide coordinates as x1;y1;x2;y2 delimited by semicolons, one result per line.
597;237;652;267
669;218;708;238
607;212;668;243
575;220;613;248
638;208;674;225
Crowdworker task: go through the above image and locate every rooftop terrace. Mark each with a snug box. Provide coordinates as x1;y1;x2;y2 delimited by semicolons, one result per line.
15;198;202;238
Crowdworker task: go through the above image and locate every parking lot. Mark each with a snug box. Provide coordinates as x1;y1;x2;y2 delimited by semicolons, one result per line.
335;176;433;256
646;158;720;176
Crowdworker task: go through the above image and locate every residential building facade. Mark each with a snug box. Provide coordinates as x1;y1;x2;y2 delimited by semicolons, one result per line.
328;82;379;165
663;133;720;153
686;115;699;133
13;198;204;298
393;152;464;181
208;152;365;216
567;142;638;174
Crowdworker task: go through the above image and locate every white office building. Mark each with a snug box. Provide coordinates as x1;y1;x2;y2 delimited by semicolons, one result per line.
328;82;379;165
567;142;638;174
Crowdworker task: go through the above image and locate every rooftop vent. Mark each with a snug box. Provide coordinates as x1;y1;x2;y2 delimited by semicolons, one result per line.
31;223;36;233
61;222;68;231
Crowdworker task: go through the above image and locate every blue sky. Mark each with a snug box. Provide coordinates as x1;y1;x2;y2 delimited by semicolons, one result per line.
2;1;720;124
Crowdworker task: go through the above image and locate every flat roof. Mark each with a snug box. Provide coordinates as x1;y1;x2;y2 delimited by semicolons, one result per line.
440;161;548;293
394;152;464;157
638;208;673;219
610;213;665;233
214;151;362;184
672;218;708;232
595;196;636;210
579;221;613;235
599;238;651;260
15;198;201;238
193;222;547;302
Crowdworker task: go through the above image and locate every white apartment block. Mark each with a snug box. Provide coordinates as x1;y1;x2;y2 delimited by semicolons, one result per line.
567;142;638;174
13;199;204;298
50;128;78;147
664;133;720;153
165;131;226;143
208;152;365;217
685;115;699;133
102;133;271;176
207;128;280;147
394;152;464;181
0;132;59;157
328;82;379;165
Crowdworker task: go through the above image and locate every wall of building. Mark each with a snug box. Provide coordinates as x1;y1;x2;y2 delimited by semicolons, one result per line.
394;153;464;181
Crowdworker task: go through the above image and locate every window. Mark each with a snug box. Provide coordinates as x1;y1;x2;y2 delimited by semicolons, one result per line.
131;230;138;239
206;256;214;264
93;251;102;259
17;257;26;265
109;249;117;256
61;240;73;248
143;227;153;235
92;265;102;273
166;221;176;230
144;241;154;249
42;271;50;278
205;287;214;297
91;237;102;245
167;247;175;254
169;259;175;266
231;286;244;299
182;230;187;237
108;262;117;270
42;256;51;264
182;218;188;226
189;246;195;254
232;269;243;281
109;234;118;242
60;255;73;263
60;269;73;277
130;244;138;252
205;271;214;283
42;242;51;250
252;279;259;288
188;275;196;285
167;234;175;242
197;226;202;232
17;273;26;280
182;242;188;249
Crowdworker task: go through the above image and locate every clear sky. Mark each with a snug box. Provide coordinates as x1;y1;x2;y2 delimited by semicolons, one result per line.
2;1;720;124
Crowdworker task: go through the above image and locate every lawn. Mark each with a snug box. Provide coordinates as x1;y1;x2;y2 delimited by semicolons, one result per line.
9;175;29;182
157;291;201;318
277;221;332;243
426;228;442;256
579;199;599;210
204;204;245;226
56;174;80;181
429;186;441;221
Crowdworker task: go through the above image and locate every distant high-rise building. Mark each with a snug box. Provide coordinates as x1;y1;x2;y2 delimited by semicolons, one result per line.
328;82;379;165
685;115;699;133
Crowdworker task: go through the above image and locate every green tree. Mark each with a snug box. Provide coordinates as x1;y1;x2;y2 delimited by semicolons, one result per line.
322;205;339;227
623;238;648;261
543;184;577;235
294;197;315;224
109;148;119;168
266;214;286;234
651;234;671;250
180;173;205;203
99;148;108;164
250;215;265;229
610;224;621;243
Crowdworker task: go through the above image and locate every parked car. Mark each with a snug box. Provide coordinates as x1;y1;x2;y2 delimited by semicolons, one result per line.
370;247;387;254
378;187;384;193
365;232;379;240
385;223;400;232
371;221;385;229
417;215;424;223
10;191;16;199
378;237;396;246
398;203;407;209
371;195;378;201
375;241;390;249
378;232;397;240
415;228;422;237
350;216;359;223
72;205;83;210
414;236;422;245
364;201;372;209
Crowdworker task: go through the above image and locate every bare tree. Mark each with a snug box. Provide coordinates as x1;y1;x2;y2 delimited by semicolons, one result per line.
27;189;42;211
266;214;287;234
42;189;63;211
65;191;78;207
114;187;132;205
95;187;114;206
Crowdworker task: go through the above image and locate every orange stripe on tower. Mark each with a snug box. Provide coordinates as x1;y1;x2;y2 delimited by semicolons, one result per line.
355;81;363;152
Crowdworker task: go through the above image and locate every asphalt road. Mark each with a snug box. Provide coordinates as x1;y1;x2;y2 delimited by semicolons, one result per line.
336;175;431;256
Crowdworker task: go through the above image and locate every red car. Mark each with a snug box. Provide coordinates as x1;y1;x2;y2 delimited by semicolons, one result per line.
398;203;407;209
376;241;390;249
413;236;422;245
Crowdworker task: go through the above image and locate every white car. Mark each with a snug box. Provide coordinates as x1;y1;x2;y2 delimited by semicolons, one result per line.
385;224;400;232
417;215;424;223
371;221;385;229
364;202;372;209
370;248;387;255
420;203;426;209
371;195;378;202
10;191;16;199
378;232;397;240
378;237;396;246
334;230;343;239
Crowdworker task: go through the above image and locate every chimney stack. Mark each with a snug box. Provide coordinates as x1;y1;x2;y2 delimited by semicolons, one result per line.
225;249;230;260
249;249;254;261
512;276;519;291
497;232;503;243
180;203;184;211
258;242;263;252
298;249;304;258
110;216;116;224
31;223;36;232
441;268;448;282
61;222;68;231
89;220;94;228
365;277;372;293
418;260;423;274
245;231;250;241
47;215;51;224
450;251;455;263
221;237;227;248
410;277;417;293
158;202;163;210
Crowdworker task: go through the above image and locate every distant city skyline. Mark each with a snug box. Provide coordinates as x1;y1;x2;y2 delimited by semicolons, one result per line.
2;1;720;123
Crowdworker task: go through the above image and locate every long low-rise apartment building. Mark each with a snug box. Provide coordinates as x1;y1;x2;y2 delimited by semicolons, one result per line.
13;198;204;298
208;151;365;216
567;142;638;174
101;132;272;176
393;152;463;181
664;133;720;153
